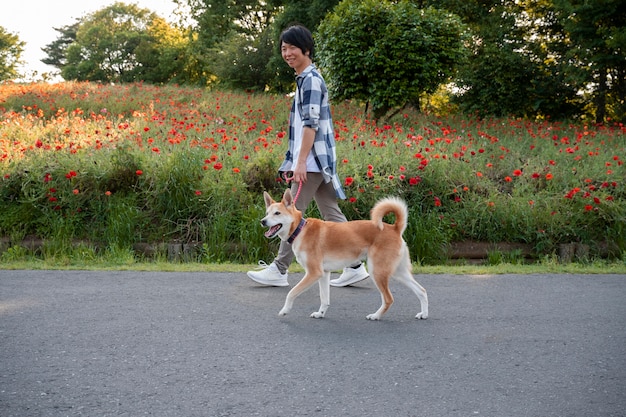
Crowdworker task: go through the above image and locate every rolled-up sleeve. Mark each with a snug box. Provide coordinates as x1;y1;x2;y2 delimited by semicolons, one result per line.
300;76;322;131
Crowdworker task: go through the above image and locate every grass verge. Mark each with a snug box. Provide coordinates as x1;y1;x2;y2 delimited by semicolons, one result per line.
1;259;624;275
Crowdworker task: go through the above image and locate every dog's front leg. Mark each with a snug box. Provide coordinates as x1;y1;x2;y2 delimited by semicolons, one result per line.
278;270;322;316
310;271;330;319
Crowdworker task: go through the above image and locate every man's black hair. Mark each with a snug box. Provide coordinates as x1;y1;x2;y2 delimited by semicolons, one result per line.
279;25;314;59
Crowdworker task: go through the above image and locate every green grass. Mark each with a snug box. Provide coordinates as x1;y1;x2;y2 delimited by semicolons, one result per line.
1;258;624;275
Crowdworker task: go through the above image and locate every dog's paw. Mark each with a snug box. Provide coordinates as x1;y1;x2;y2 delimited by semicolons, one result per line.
310;311;325;319
415;312;428;320
278;308;289;316
366;313;381;321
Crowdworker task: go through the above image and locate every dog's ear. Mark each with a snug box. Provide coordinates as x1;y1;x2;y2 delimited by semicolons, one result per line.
282;188;293;207
263;191;275;208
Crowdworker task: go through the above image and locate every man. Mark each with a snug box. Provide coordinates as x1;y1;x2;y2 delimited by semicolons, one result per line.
247;25;368;287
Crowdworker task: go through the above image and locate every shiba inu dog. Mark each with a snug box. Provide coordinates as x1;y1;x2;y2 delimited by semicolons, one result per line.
260;188;428;320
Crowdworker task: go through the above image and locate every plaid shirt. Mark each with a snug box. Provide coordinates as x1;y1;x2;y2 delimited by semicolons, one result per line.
279;64;346;199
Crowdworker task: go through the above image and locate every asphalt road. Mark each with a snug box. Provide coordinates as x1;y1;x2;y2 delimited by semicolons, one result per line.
1;270;625;417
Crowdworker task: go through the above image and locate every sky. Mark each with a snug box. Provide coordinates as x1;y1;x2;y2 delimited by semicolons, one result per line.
0;0;179;81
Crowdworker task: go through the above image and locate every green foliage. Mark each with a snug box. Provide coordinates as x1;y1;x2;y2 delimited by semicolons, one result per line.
136;17;193;84
101;194;144;248
441;0;625;122
453;40;581;119
487;249;525;266
404;210;452;265
317;0;468;119
1;245;29;262
0;26;24;81
178;0;279;88
55;2;189;83
552;0;626;123
209;27;276;91
41;22;79;70
448;0;580;119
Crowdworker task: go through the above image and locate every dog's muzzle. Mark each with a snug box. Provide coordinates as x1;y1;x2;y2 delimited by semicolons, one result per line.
261;219;282;238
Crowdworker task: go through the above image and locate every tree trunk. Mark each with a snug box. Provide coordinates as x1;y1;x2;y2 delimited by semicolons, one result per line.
595;67;607;124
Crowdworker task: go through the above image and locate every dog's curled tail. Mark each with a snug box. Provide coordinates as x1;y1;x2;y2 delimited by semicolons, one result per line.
371;197;408;234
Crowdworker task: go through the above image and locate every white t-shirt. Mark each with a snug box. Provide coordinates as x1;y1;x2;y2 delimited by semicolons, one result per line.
292;89;320;173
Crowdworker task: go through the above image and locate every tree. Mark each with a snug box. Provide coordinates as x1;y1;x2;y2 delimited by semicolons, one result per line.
317;0;468;119
173;0;276;87
135;17;193;84
209;25;276;91
206;2;278;90
53;2;189;83
0;26;25;81
553;0;626;123
427;0;623;121
61;3;153;82
41;22;80;70
439;0;581;119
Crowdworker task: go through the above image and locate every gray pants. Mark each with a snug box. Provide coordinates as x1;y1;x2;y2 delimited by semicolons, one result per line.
274;172;347;274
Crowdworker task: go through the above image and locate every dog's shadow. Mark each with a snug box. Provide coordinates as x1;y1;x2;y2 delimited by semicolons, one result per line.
239;273;429;329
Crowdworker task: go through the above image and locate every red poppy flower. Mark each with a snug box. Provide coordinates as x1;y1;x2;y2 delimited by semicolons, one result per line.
409;177;421;186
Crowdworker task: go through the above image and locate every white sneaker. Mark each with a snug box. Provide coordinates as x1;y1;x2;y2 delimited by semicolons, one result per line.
247;261;289;287
330;264;369;287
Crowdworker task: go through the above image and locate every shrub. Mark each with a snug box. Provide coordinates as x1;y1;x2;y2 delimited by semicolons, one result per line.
317;0;468;119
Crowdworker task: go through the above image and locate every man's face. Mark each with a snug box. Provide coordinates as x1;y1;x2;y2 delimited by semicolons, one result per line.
281;41;310;74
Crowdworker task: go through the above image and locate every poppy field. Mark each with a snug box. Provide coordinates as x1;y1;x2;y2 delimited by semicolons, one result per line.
1;82;624;264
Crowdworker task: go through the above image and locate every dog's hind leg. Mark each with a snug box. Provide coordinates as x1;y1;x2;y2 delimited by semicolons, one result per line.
393;244;428;319
365;262;395;321
278;268;323;317
310;271;330;319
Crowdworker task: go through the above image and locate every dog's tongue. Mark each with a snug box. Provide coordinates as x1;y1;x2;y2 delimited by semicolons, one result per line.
265;224;281;237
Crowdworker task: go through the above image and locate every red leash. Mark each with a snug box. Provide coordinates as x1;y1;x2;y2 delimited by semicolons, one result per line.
284;174;303;206
292;180;303;206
